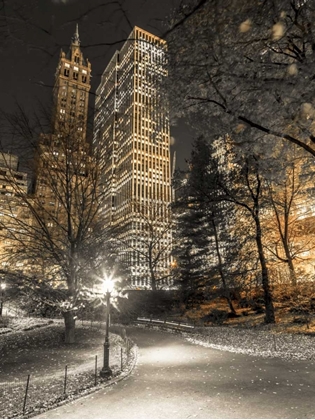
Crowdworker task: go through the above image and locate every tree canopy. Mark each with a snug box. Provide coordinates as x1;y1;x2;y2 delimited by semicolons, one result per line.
167;0;315;157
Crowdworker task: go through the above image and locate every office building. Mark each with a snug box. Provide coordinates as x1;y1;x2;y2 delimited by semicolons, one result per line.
94;27;172;288
0;153;29;270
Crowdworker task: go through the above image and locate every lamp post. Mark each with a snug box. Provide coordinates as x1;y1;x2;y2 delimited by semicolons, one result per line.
0;282;6;316
100;277;114;378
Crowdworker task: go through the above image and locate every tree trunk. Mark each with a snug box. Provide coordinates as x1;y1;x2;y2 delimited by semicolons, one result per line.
282;241;297;286
254;215;275;324
211;218;236;314
269;183;297;287
224;295;236;314
150;268;157;291
149;261;157;291
63;311;76;344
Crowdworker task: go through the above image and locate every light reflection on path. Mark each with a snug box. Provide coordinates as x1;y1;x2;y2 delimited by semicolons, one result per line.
34;327;315;419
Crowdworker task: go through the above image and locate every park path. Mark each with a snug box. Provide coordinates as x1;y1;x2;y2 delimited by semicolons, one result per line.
34;326;315;419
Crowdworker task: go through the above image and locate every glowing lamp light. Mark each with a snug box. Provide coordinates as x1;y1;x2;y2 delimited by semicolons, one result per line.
0;283;6;290
102;276;114;294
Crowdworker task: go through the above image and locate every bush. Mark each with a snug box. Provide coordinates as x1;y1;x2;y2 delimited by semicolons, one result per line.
227;312;240;319
0;317;9;328
0;327;12;335
293;316;310;324
202;309;228;325
254;305;265;314
289;306;310;315
238;296;264;310
238;298;254;308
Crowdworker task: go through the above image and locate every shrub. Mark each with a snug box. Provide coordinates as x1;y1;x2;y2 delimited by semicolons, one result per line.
202;309;228;325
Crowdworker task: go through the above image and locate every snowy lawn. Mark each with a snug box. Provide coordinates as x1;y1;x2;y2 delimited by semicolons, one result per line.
182;324;315;361
0;316;53;335
0;321;132;419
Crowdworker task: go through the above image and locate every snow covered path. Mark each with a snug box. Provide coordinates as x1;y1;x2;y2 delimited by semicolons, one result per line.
34;326;315;419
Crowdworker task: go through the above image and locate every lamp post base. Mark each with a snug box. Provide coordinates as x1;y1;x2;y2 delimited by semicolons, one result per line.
100;367;112;378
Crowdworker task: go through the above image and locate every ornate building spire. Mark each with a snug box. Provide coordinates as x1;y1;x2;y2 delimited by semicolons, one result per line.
71;23;80;46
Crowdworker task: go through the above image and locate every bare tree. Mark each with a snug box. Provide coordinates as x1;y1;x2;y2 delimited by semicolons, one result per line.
115;200;173;291
213;137;276;323
265;147;315;286
0;109;121;343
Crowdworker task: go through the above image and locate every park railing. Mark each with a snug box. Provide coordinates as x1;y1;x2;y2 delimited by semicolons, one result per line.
0;323;135;419
134;317;196;332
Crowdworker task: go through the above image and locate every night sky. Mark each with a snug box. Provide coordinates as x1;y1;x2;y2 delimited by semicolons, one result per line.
0;0;194;168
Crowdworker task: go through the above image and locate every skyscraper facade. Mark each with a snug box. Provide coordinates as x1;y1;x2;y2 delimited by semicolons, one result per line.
94;27;172;289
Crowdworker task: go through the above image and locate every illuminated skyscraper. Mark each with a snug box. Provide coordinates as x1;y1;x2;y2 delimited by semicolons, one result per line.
94;27;172;288
52;24;91;138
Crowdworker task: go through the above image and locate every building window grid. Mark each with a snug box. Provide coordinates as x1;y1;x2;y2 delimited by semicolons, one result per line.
94;28;171;287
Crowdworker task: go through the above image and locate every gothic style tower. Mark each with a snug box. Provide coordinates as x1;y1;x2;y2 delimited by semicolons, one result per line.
52;24;91;139
35;25;93;230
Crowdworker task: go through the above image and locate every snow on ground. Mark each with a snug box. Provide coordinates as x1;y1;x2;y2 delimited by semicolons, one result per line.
0;316;54;334
182;325;315;361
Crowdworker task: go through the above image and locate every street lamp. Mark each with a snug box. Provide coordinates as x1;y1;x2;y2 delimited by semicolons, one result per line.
100;276;114;378
0;282;6;316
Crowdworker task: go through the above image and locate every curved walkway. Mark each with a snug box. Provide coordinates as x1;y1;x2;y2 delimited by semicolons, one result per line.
34;326;315;419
